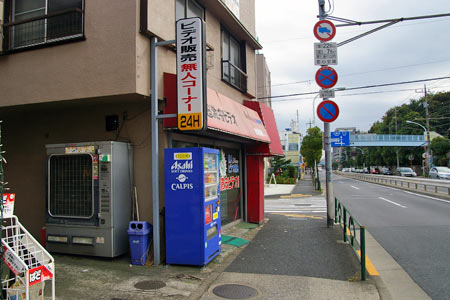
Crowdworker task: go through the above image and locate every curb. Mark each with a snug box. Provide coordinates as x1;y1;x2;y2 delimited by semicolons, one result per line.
365;230;431;300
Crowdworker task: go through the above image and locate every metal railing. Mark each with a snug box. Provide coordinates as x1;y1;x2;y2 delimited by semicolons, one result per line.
335;197;366;281
2;8;84;52
222;60;248;93
339;172;450;198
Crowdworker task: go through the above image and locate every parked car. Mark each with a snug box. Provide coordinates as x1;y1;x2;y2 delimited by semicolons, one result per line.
429;167;450;180
396;167;417;177
363;167;369;174
380;167;393;175
370;168;380;174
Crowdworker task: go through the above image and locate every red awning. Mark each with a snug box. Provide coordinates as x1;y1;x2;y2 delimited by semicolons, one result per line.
163;73;270;143
244;101;284;157
207;89;270;143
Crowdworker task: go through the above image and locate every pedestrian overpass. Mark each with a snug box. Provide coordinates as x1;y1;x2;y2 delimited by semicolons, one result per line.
350;134;426;147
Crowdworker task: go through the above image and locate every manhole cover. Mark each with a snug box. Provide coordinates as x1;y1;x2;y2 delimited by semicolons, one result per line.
134;280;166;290
212;284;258;299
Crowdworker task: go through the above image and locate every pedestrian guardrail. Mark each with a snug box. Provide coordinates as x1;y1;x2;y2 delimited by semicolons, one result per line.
335;197;366;281
337;172;450;199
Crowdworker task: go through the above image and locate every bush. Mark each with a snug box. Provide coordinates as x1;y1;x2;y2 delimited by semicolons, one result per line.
275;175;296;184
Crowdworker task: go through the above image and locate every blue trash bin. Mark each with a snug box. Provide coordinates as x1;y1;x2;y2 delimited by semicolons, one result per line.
128;221;152;265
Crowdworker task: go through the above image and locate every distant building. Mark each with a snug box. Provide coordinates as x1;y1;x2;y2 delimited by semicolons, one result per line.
256;53;272;108
281;120;303;168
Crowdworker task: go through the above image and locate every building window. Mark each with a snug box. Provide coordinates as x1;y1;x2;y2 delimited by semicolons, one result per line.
176;0;204;21
3;0;84;51
222;28;247;93
288;143;298;151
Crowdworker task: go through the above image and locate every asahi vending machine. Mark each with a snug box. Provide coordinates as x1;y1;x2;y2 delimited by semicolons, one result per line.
164;147;221;266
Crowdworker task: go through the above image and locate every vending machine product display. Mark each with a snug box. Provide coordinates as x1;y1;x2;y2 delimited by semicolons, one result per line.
165;147;221;265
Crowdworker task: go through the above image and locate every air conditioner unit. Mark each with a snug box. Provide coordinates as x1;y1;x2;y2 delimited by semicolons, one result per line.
45;141;133;257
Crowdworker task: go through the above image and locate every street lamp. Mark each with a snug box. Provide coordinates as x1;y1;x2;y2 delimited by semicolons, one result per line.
406;120;431;176
352;147;365;171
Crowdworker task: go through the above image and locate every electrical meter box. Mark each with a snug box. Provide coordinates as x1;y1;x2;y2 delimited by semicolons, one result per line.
164;147;221;266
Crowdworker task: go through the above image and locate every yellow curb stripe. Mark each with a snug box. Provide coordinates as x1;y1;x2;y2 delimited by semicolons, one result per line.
357;250;379;276
280;194;312;198
272;213;324;220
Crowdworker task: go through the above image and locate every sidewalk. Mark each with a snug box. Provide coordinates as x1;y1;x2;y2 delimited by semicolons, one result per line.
199;176;379;300
44;175;428;299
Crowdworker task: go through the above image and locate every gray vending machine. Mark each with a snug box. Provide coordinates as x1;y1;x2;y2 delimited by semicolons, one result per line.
45;141;133;257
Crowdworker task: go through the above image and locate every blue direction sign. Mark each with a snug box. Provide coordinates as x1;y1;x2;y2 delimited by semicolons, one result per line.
331;131;350;147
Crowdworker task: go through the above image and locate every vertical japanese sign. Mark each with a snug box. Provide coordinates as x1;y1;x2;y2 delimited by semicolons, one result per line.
176;17;206;131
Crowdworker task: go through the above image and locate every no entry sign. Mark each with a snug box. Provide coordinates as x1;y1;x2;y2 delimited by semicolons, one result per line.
313;20;336;42
315;66;338;89
317;100;339;123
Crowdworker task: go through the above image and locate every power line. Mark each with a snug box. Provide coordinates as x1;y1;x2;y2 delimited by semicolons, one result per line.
261;75;450;101
264;58;450;90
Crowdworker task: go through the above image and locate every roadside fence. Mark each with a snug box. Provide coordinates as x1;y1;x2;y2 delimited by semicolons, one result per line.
338;172;450;199
335;197;366;281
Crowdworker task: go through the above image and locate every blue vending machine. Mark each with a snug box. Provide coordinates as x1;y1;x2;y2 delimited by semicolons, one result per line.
165;147;221;266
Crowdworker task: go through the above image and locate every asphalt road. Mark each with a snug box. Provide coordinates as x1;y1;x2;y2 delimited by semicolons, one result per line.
333;173;450;300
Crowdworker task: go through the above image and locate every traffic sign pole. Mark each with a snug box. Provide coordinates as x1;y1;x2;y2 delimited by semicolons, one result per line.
316;2;335;228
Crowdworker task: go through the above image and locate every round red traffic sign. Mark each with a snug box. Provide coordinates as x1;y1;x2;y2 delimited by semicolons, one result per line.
313;20;336;42
315;66;338;89
317;100;339;123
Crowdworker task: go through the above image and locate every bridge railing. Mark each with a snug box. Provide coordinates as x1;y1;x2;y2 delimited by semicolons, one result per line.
350;134;425;143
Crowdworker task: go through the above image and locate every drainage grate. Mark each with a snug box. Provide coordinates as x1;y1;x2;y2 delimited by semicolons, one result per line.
294;204;312;206
134;280;166;290
212;284;258;299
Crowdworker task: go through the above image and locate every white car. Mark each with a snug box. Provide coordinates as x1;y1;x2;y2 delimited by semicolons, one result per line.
429;167;450;180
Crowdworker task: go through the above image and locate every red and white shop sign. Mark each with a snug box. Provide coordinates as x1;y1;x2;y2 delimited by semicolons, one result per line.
176;17;206;131
29;265;54;286
2;193;15;217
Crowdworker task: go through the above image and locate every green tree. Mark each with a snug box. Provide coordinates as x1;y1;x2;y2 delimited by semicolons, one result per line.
431;137;450;166
300;126;323;169
271;156;291;173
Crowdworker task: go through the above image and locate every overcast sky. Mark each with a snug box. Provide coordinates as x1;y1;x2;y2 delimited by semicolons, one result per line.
255;0;450;136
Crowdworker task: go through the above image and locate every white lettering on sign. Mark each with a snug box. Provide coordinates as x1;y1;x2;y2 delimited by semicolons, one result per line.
171;183;194;190
171;161;193;173
30;269;42;284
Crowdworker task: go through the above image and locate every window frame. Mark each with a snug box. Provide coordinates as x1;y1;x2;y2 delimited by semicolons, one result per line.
221;26;247;93
2;0;85;53
176;0;205;21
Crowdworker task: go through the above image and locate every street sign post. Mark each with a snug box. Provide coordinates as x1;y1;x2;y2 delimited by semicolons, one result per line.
315;66;338;89
331;131;350;147
317;100;339;123
313;20;336;42
319;89;335;99
314;42;338;66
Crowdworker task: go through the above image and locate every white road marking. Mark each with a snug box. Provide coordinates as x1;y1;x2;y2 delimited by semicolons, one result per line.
350;185;360;190
378;197;407;208
403;190;450;204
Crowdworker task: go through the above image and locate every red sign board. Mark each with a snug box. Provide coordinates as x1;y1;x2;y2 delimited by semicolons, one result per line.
313;20;336;42
315;66;338;89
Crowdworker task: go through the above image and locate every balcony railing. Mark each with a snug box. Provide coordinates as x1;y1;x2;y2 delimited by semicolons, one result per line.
2;8;84;52
222;60;248;93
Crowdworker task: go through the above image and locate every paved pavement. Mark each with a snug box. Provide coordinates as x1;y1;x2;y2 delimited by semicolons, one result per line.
39;174;428;299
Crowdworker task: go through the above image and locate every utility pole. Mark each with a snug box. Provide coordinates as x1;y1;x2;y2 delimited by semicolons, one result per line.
424;84;431;176
395;108;399;169
317;0;334;227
